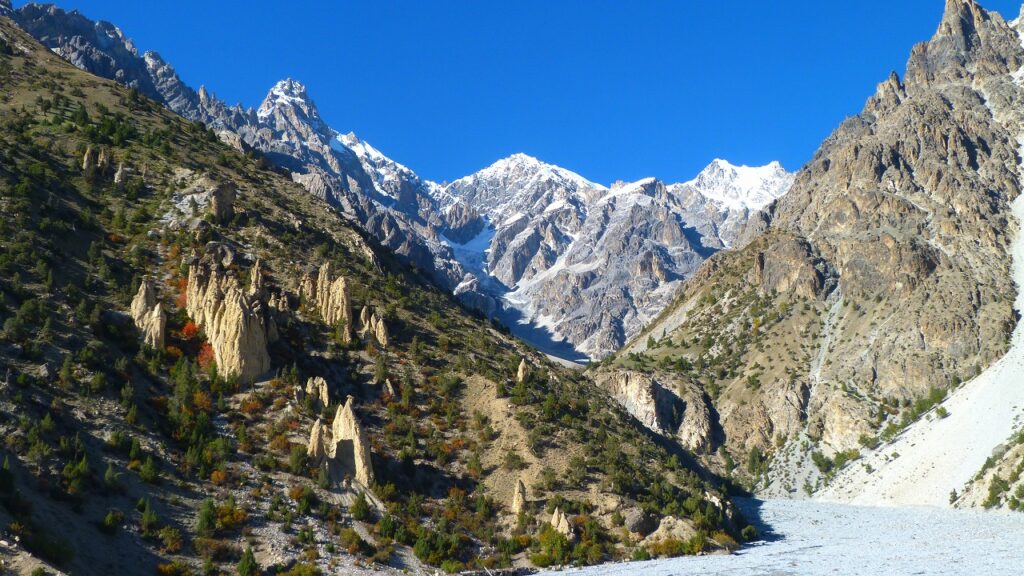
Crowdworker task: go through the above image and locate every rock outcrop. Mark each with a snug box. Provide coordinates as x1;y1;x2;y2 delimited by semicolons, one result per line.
185;247;271;382
130;278;165;350
113;162;127;191
306;395;374;487
594;370;713;453
315;264;352;342
81;145;94;172
209;180;236;222
305;376;329;409
511;479;527;515
516;358;529;384
357;307;388;347
551;507;575;540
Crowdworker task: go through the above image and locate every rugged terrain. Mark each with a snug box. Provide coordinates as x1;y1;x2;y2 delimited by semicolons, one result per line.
1;2;792;361
0;15;748;575
594;0;1024;500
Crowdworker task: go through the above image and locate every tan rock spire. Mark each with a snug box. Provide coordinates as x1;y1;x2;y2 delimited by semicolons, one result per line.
186;251;270;382
511;478;527;515
130;279;166;350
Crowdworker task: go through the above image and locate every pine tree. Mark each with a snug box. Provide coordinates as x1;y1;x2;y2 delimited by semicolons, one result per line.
196;498;215;537
236;546;258;576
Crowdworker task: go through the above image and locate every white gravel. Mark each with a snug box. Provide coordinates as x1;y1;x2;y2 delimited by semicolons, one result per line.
554;498;1024;576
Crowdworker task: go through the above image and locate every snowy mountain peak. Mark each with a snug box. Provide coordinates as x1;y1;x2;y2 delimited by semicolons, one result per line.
465;153;607;192
258;78;318;119
682;159;793;212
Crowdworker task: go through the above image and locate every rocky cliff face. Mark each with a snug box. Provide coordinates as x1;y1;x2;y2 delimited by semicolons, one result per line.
604;0;1024;493
186;247;272;382
592;370;713;453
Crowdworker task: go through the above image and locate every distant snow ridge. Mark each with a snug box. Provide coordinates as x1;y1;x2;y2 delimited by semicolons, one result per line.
682;159;794;212
435;155;792;359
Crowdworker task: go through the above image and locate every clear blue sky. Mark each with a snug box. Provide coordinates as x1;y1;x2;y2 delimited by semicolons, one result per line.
27;0;1024;184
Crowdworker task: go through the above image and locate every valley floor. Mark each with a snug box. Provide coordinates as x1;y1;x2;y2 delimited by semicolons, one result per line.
555;498;1024;576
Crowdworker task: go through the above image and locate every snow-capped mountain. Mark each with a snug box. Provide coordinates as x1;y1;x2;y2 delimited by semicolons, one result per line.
436;156;791;358
6;4;792;360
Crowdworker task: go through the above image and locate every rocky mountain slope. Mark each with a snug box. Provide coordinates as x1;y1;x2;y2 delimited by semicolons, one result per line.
0;15;748;575
2;2;791;361
594;0;1024;500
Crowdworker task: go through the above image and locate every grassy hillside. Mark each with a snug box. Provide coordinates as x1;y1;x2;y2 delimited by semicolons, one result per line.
0;19;747;575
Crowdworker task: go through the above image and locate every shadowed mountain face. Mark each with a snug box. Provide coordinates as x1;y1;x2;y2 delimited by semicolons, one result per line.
5;3;792;361
598;0;1024;497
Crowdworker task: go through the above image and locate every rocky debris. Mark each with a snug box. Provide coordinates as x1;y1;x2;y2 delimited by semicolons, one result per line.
516;358;529;384
306;396;374;487
551;507;575;541
209;180;237;222
130;278;166;350
383;378;397;398
511;479;527;515
186;248;271;382
313;263;352;342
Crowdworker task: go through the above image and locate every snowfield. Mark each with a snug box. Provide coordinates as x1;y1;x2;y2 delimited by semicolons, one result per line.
555;498;1024;576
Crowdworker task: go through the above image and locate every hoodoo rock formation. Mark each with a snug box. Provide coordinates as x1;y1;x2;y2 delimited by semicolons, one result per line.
185;249;271;382
306;395;374;487
130;278;166;350
511;478;527;515
209;180;237;222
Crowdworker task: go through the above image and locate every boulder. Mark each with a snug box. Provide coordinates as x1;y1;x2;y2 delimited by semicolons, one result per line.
622;507;658;536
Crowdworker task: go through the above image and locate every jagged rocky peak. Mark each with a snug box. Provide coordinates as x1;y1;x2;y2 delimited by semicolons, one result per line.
257;78;331;138
904;0;1023;88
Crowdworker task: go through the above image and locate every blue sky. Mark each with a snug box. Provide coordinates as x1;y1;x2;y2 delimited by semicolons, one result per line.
30;0;1024;184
